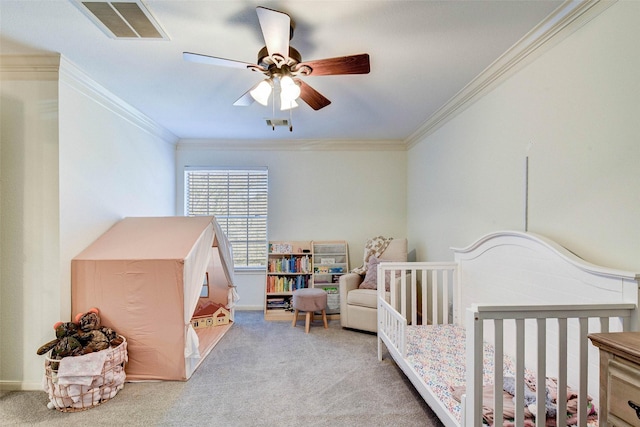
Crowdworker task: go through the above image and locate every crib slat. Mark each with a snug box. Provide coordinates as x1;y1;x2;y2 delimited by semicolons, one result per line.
494;320;504;425
578;318;588;427
443;271;449;324
600;316;609;333
421;269;427;325
411;270;418;325
399;311;406;357
401;271;408;320
515;318;525;427
388;269;396;311
466;307;484;427
557;318;568;427
431;270;439;325
536;318;547;425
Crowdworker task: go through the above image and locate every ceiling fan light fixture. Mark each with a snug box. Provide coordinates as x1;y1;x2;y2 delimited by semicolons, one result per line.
280;75;301;103
250;79;273;106
280;98;299;111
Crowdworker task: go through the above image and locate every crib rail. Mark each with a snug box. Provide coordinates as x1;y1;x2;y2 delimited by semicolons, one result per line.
465;303;636;427
377;262;457;360
378;297;406;360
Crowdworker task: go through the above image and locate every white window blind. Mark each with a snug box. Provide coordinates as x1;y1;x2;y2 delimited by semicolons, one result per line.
185;168;268;269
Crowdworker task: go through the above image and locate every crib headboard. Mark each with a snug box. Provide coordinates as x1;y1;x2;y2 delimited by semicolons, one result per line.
451;230;639;328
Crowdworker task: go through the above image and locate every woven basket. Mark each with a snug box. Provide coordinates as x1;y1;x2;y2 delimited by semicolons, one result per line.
44;336;127;412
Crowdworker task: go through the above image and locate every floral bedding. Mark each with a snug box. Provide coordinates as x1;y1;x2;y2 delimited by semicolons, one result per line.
405;324;516;424
404;324;597;427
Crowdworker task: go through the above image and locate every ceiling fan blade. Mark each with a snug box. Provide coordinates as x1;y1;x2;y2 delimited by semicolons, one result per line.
232;89;255;107
296;53;370;76
256;6;291;60
183;52;263;71
295;79;331;111
233;80;269;107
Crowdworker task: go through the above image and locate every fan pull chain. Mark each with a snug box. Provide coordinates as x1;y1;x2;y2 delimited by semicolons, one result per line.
289;104;293;132
271;88;275;130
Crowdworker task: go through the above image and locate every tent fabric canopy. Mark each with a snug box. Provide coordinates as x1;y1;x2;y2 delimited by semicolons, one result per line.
211;217;238;309
71;216;235;381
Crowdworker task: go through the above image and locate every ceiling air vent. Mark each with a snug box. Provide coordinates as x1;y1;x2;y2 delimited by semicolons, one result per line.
72;1;169;40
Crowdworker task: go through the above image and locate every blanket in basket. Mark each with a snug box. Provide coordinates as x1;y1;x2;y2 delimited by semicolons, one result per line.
43;337;127;411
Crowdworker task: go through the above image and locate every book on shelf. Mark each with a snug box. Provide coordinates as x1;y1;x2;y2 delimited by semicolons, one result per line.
267;275;308;293
268;255;310;274
266;296;292;310
267;300;287;308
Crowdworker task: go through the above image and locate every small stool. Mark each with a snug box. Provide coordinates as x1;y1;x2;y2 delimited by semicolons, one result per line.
291;288;328;333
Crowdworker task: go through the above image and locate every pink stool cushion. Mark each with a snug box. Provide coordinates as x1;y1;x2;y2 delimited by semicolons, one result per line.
292;288;327;312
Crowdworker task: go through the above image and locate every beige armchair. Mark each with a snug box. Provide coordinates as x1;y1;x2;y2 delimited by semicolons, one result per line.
339;238;408;333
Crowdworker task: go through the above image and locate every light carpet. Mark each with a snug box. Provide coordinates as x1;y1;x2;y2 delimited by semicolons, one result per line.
0;310;443;426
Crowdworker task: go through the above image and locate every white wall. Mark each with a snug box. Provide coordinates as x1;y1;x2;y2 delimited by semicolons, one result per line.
1;65;60;391
0;56;177;390
59;58;177;318
176;143;408;309
408;0;640;272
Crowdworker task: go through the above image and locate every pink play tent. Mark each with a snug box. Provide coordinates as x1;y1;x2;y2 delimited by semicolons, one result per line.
71;216;237;381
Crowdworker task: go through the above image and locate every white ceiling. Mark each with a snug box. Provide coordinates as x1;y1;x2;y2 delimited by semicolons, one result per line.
0;0;563;142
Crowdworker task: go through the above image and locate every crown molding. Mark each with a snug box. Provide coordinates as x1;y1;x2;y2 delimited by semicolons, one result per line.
58;56;178;146
177;138;406;151
0;54;61;80
405;0;617;148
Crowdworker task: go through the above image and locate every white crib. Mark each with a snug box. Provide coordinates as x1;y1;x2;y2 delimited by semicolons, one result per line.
377;231;639;427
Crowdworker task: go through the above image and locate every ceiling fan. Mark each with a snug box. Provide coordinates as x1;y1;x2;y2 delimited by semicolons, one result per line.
183;6;370;113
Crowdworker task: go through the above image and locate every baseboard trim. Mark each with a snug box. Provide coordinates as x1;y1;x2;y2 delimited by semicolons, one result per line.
235;305;264;311
0;380;42;391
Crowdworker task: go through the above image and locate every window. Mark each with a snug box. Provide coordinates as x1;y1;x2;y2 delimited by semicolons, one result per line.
185;168;268;269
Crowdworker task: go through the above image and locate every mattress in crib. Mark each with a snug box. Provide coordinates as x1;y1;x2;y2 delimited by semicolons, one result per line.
405;324;518;424
404;324;597;426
